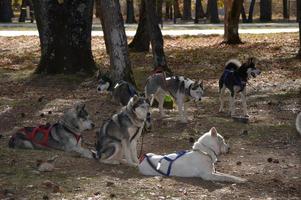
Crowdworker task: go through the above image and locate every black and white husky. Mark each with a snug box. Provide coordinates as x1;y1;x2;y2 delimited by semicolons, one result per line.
94;95;151;166
8;104;95;158
145;73;204;122
97;73;137;106
219;58;261;117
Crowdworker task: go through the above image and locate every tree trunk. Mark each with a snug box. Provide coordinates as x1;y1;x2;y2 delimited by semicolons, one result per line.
156;0;163;24
128;0;150;52
248;0;256;22
207;0;220;23
32;0;96;74
95;0;110;54
297;0;301;58
241;2;247;23
224;0;243;44
283;0;289;20
260;0;272;22
173;0;182;18
145;0;171;74
165;1;171;20
0;0;13;22
126;0;136;24
195;0;205;23
99;0;136;85
182;0;192;20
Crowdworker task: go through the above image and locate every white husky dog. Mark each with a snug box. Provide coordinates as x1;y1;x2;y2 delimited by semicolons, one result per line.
139;127;246;183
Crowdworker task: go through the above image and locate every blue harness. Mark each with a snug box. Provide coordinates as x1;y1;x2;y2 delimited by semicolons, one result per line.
221;69;246;92
144;150;187;176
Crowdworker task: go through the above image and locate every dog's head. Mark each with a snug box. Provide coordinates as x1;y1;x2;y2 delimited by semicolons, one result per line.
97;72;112;94
62;104;95;132
128;95;150;121
189;80;204;101
245;58;261;78
193;127;229;156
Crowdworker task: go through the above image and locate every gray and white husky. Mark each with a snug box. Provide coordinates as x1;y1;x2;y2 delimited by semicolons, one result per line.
296;112;301;135
219;58;261;117
8;104;95;159
97;73;138;106
139;127;246;183
145;73;204;122
94;95;151;166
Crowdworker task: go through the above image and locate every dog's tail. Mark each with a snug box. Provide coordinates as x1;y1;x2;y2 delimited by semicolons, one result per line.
296;112;301;135
225;59;241;70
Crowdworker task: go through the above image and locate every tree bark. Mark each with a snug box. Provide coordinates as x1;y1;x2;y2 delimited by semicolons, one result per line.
182;0;192;20
32;0;96;74
241;2;247;23
156;0;163;24
247;0;256;22
260;0;272;22
207;0;220;23
126;0;136;23
283;0;289;20
145;0;171;73
173;0;181;18
0;0;13;22
165;1;171;20
99;0;136;85
128;0;150;52
224;0;243;44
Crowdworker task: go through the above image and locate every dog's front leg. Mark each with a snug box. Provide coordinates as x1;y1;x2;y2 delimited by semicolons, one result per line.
241;88;248;117
177;97;187;123
203;172;246;183
229;94;236;116
71;146;93;159
219;86;226;112
130;139;139;164
156;93;166;118
121;139;137;167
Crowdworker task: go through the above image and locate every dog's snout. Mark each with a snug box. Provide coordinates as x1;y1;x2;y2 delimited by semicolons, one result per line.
91;123;95;128
97;87;101;91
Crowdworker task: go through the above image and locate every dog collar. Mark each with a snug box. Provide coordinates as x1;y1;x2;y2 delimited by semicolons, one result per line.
59;122;82;144
193;143;218;163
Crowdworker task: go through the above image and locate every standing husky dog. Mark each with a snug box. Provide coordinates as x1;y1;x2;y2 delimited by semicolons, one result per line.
145;73;204;122
97;73;137;106
94;95;151;166
139;127;246;183
296;112;301;135
8;104;95;159
219;58;261;117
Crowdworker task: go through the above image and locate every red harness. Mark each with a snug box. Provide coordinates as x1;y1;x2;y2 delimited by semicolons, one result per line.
14;123;81;147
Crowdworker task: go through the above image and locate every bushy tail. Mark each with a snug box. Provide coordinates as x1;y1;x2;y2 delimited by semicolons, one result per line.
296;112;301;135
225;59;241;70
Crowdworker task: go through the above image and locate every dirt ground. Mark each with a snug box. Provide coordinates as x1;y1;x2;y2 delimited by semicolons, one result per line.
0;33;300;200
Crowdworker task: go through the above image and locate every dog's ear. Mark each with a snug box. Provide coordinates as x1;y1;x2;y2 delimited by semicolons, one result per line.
132;95;139;103
247;57;257;65
210;127;217;137
199;80;203;88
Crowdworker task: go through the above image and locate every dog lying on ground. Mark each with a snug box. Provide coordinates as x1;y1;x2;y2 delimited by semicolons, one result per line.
8;104;95;159
145;73;204;122
139;127;246;183
94;95;151;166
97;72;138;106
219;58;261;117
296;112;301;135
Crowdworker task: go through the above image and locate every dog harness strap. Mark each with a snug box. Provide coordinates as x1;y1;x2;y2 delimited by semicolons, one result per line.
158;150;187;176
144;154;168;176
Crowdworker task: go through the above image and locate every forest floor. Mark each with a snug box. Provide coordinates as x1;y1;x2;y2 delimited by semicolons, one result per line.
0;33;300;200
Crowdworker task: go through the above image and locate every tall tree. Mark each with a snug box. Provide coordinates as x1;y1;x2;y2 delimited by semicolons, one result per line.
173;0;182;18
126;0;136;24
247;0;256;23
165;0;173;20
195;0;205;23
283;0;289;20
128;0;150;52
99;0;136;84
182;0;192;20
32;0;96;74
207;0;220;23
260;0;272;22
156;0;163;24
224;0;243;44
0;0;13;22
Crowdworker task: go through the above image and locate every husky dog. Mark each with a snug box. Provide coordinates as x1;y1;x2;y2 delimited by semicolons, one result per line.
296;112;301;135
219;58;261;117
139;127;246;183
94;95;151;166
145;73;204;122
97;73;137;106
8;104;95;159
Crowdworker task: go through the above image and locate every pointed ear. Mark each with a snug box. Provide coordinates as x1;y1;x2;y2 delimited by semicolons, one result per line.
199;80;203;88
132;94;139;103
210;127;217;137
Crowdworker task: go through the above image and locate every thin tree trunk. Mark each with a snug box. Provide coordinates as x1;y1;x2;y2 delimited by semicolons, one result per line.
283;0;289;20
156;0;163;24
195;0;201;23
208;0;220;23
248;0;256;22
224;0;243;44
241;2;247;23
165;1;171;20
173;0;182;18
145;0;171;74
260;0;272;22
126;0;136;23
0;0;13;22
32;0;96;74
99;0;136;85
182;0;192;20
128;0;150;52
